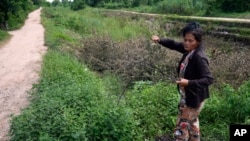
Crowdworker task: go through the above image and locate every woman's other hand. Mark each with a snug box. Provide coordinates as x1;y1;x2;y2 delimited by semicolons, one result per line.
176;78;189;87
151;35;160;43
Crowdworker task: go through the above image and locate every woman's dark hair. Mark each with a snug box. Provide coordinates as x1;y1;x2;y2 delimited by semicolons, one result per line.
182;22;203;42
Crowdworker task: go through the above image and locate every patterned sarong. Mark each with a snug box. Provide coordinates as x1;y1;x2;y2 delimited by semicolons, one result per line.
174;50;204;141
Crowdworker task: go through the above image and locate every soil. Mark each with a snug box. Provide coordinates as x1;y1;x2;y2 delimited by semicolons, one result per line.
0;8;47;141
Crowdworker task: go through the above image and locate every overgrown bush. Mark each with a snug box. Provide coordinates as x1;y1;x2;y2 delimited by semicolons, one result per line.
125;81;178;140
205;38;250;87
199;80;250;140
152;0;204;15
78;34;180;85
205;0;250;14
70;0;86;11
103;2;124;9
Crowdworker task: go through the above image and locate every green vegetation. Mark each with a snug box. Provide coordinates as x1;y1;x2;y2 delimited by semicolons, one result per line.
42;7;150;43
1;0;31;30
10;51;143;141
9;6;250;141
0;29;9;42
0;0;51;44
0;0;50;30
67;0;250;17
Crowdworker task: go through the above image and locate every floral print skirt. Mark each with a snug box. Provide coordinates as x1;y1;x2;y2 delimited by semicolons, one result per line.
174;94;205;141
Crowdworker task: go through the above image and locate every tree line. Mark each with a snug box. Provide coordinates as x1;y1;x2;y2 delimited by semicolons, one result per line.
0;0;48;30
67;0;249;14
1;0;249;30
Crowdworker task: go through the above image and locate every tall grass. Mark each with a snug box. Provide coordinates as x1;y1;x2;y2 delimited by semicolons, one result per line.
0;30;10;43
42;7;150;43
150;0;205;16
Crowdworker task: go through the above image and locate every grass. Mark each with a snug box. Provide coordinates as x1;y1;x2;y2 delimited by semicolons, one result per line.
42;7;150;42
0;30;10;47
10;50;142;140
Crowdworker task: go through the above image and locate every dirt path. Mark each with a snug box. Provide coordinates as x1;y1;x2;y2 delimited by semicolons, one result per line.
0;8;46;141
109;9;250;23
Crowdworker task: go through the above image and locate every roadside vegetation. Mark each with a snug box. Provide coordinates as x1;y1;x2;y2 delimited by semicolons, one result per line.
0;29;9;44
8;5;250;141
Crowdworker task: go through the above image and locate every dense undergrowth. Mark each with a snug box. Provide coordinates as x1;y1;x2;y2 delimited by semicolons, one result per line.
9;7;250;141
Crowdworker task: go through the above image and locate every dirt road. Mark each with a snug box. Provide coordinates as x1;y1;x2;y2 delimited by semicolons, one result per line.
108;9;250;23
0;8;46;140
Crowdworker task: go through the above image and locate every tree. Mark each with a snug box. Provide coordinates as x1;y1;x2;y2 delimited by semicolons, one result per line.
220;0;249;12
0;0;33;29
204;0;250;14
62;0;70;7
71;0;86;10
32;0;45;5
192;0;197;6
0;0;16;29
85;0;99;7
52;0;61;6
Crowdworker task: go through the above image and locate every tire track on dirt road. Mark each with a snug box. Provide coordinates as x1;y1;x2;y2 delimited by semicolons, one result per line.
0;7;47;141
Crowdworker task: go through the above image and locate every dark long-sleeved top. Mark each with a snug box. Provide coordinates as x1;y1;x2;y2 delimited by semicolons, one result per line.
159;38;214;108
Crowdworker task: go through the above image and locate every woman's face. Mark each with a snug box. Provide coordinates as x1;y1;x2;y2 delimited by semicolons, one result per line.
183;33;200;52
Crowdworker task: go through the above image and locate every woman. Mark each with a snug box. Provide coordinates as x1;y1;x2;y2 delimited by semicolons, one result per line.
151;22;213;141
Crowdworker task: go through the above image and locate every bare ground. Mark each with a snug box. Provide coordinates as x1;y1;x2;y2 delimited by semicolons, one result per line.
0;8;47;141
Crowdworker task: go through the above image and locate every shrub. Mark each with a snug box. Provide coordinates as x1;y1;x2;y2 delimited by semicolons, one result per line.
78;34;180;85
153;0;198;15
200;81;250;140
125;82;178;139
